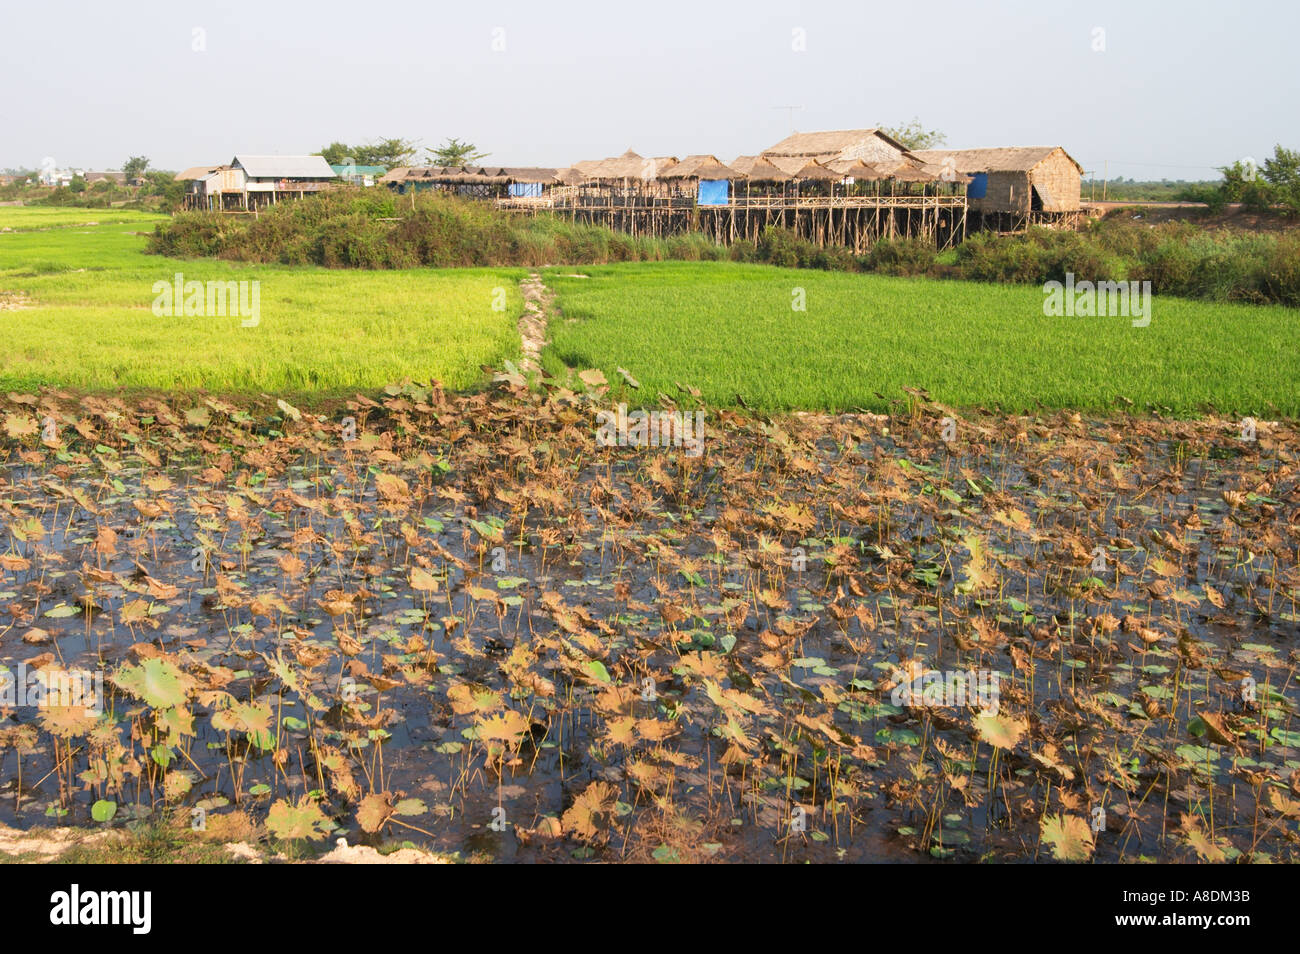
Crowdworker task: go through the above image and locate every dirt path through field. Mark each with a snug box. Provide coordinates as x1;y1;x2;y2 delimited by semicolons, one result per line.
0;290;34;310
517;272;553;374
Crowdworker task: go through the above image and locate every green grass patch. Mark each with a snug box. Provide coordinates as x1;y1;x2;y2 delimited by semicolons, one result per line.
0;208;523;399
0;206;166;231
541;261;1300;415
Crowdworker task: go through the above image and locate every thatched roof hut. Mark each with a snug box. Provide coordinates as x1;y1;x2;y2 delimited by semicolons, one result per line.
571;150;678;181
824;158;888;181
785;159;842;181
657;155;743;180
911;146;1082;212
763;155;811;176
552;167;586;186
730;155;794;181
380;166;464;184
493;167;564;183
875;160;941;183
381;166;566;187
174;165;226;182
761;128;914;168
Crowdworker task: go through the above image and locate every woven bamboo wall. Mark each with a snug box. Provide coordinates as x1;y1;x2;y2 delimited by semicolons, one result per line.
967;151;1081;214
1029;151;1082;211
972;171;1031;213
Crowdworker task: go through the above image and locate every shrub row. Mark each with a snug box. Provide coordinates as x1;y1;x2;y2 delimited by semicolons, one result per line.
147;190;1300;306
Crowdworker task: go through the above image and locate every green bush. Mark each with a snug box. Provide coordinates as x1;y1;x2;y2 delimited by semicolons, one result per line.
1263;234;1300;306
950;221;1296;306
866;237;936;276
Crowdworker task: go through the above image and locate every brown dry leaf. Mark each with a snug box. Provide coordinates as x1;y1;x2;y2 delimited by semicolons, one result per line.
1197;711;1240;749
1180;814;1227;862
1204;583;1226;609
3;414;36;439
1031;744;1076;781
1267;787;1300;819
317;597;354;618
119;598;160;630
561;780;616;843
374;472;409;503
146;576;179;600
409;566;439;593
1040;813;1095;861
357;793;395;834
475;710;531;747
277;552;305;578
94;527;118;557
975;712;1028;750
1148;557;1179;578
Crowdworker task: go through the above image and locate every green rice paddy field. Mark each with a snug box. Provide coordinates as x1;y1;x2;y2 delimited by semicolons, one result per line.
0;207;166;230
541;261;1300;416
1;207;1297;416
0;208;523;396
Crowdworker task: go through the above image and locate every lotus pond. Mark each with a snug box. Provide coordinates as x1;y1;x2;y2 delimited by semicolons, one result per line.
0;378;1297;863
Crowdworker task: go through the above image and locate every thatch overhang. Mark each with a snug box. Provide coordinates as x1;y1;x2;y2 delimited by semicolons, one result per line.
825;158;887;180
786;159;842;181
658;154;743;180
730;155;794;181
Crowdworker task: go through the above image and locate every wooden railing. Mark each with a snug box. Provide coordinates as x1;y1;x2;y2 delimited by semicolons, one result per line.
518;193;969;211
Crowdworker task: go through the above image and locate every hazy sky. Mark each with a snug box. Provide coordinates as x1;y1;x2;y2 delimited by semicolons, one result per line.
3;0;1295;180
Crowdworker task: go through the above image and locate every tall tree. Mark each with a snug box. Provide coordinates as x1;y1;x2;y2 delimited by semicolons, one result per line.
315;139;418;170
1262;144;1300;212
1218;145;1300;213
877;119;947;151
360;138;418;169
122;156;150;182
317;142;353;166
426;137;487;167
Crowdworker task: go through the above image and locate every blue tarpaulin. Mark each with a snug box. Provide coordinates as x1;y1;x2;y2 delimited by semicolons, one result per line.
967;172;988;199
698;179;729;206
508;182;544;198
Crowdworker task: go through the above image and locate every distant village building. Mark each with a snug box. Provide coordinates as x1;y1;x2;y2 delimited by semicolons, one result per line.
330;164;387;187
233;155;336;209
169;131;1084;243
569;150;679;182
176;156;337;210
38;168;82;188
560;150;680;212
550;138;966;248
759;128;915;171
657;155;740;206
913;146;1084;229
175;165;238;210
380;166;567;203
84;171;128;186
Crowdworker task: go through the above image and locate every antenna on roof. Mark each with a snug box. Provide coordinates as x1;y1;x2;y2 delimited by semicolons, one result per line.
771;106;804;135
